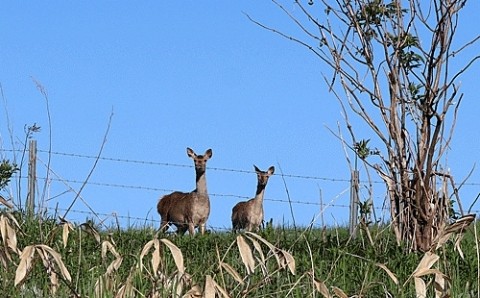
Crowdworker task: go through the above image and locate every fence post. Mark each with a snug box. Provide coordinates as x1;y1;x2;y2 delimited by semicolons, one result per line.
27;139;37;217
349;170;359;238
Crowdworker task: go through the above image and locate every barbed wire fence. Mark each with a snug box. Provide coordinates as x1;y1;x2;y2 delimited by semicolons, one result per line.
2;141;479;232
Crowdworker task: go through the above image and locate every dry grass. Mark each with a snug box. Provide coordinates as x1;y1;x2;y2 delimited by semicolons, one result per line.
0;209;477;297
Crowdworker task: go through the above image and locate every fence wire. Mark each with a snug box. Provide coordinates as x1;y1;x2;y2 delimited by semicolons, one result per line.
2;148;479;228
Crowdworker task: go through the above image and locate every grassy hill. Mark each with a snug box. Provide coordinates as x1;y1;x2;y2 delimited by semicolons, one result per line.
0;210;477;297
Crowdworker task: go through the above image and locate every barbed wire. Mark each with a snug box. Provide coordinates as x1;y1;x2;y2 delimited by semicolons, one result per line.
43;206;233;231
3;148;479;232
38;150;356;182
21;175;347;207
4;148;480;186
43;206;302;233
34;173;479;213
2;148;360;183
40;206;345;232
40;206;480;233
4;147;480;209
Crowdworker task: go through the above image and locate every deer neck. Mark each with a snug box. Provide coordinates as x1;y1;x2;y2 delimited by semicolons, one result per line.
253;183;266;206
194;169;208;196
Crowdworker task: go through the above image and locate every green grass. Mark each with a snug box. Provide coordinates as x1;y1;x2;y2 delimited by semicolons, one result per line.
0;210;478;297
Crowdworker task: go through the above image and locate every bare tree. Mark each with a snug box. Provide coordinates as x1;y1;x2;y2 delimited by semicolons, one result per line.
249;0;480;251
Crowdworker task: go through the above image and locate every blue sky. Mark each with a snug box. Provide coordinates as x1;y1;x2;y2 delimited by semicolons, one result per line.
0;2;479;231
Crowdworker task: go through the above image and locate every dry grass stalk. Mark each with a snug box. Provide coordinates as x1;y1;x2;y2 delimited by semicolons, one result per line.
183;284;202;298
0;213;20;259
411;252;441;278
245;232;295;275
14;244;71;294
94;276;109;298
14;245;35;286
432;214;475;254
277;249;295;275
216;232;299;297
249;236;265;264
434;272;448;298
102;240;121;260
60;220;74;248
140;238;185;276
94;265;123;295
236;235;255;275
37;246;59;294
316;282;331;298
140;238;161;275
220;262;244;286
80;221;101;244
106;257;123;276
204;275;216;298
0;195;13;209
94;240;124;296
115;267;137;298
115;284;133;298
33;245;71;283
160;238;184;274
406;252;448;297
307;271;331;298
0;248;8;268
331;286;348;298
375;263;399;285
414;277;427;298
204;275;230;298
139;238;188;296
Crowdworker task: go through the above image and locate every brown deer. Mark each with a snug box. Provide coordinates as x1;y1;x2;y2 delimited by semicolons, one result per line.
157;147;212;235
231;165;275;232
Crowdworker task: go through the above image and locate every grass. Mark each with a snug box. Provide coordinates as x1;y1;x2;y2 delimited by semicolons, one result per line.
0;210;478;297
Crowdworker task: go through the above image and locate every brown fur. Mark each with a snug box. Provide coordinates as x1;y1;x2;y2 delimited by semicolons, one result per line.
232;165;274;232
157;148;212;235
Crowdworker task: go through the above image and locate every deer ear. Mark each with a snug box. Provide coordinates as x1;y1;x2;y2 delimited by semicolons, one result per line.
254;165;261;173
268;166;275;175
186;147;196;158
204;149;213;159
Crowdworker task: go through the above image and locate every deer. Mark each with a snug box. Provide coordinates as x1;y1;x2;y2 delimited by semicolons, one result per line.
231;165;275;232
157;147;212;235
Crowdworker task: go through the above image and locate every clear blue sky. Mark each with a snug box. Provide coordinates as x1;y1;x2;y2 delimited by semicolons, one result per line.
0;2;479;231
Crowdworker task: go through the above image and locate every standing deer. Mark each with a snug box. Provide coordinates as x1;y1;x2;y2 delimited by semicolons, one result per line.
231;165;275;232
157;147;212;235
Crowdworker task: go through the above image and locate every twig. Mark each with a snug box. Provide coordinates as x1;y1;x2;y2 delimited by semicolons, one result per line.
63;108;114;219
31;77;53;213
468;193;480;215
35;156;104;225
276;162;296;230
0;83;19;207
450;163;476;216
0;83;16;160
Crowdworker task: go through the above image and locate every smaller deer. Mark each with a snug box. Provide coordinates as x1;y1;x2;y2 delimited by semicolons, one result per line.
157;147;212;235
231;165;275;232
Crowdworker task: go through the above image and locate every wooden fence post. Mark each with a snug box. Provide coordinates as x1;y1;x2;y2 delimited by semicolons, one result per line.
349;170;359;238
27;139;37;217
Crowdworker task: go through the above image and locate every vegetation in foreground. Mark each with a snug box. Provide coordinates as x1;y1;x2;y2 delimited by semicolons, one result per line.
0;210;477;297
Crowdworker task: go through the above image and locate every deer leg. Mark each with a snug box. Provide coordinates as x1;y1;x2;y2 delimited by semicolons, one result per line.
188;223;196;236
159;221;169;233
200;223;207;235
